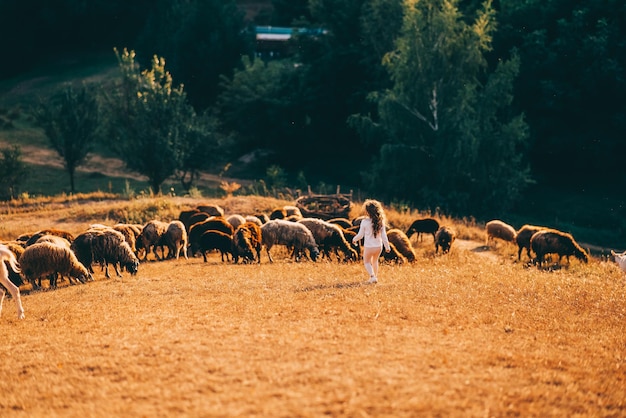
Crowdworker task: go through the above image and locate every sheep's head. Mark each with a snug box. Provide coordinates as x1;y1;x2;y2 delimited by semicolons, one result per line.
309;246;320;262
124;259;140;275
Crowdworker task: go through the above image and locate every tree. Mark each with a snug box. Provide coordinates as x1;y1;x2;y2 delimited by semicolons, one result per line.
33;83;100;193
136;0;251;110
350;0;531;214
103;48;216;195
0;145;27;200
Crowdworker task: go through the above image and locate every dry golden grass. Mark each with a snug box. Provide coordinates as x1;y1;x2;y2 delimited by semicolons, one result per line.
0;196;624;417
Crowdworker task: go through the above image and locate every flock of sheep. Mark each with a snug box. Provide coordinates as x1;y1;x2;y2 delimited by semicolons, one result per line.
485;219;590;266
0;202;609;321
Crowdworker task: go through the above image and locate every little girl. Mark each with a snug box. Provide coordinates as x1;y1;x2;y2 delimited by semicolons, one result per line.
352;199;391;284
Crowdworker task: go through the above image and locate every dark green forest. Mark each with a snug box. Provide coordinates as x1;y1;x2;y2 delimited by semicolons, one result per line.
0;0;625;220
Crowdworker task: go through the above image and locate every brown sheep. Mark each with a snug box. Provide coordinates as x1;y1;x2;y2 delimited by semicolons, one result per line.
406;217;440;242
298;218;358;262
162;220;188;260
485;220;517;245
138;220;169;261
386;229;417;262
25;229;75;247
269;207;287;220
112;223;142;254
515;225;548;261
530;229;588;267
232;222;262;264
185;212;211;231
72;228;140;279
197;204;225;217
178;208;201;230
0;244;24;319
381;242;408;264
188;217;234;258
20;242;91;289
198;230;233;263
435;226;456;254
328;218;352;230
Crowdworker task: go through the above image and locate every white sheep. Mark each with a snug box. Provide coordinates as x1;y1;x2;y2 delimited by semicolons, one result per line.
260;220;320;263
485;220;517;245
0;244;24;319
610;250;626;274
162;220;188;260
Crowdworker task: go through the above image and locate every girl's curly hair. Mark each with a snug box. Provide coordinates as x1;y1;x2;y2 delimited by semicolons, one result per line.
363;199;386;238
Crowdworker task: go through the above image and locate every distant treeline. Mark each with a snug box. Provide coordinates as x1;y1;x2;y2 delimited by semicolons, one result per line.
1;0;625;215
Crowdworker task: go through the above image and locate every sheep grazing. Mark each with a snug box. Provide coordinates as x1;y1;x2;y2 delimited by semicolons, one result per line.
188;217;234;258
232;222;262;264
162;220;188;260
269;207;287;220
381;242;408;264
328;218;352;230
298;218;358;262
113;223;143;254
435;226;456;254
197;204;224;217
138;220;169;261
226;214;247;230
406;217;440;242
386;229;417;262
25;229;75;247
515;225;547;261
0;244;24;319
610;250;626;274
530;229;588;267
339;227;360;258
260;219;320;263
178;208;201;230
186;212;211;231
71;228;140;279
485;220;517;245
197;230;233;262
20;242;91;289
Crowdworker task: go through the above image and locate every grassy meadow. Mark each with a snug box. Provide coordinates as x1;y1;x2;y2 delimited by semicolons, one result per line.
0;195;624;417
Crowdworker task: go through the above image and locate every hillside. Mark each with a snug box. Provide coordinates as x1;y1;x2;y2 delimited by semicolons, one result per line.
0;54;625;251
0;195;623;417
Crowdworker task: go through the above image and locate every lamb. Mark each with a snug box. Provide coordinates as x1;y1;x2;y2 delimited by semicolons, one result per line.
515;225;548;261
298;217;358;262
20;242;91;289
435;226;456;254
197;230;233;262
260;219;320;263
197;204;225;217
0;244;24;319
162;220;188;260
72;228;140;278
232;222;262;264
406;217;440;242
485;220;517;245
530;229;588;267
138;220;169;261
386;229;417;262
610;250;626;274
188;217;234;258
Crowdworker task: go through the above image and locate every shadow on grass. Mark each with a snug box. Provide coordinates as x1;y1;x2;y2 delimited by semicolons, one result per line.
296;281;371;292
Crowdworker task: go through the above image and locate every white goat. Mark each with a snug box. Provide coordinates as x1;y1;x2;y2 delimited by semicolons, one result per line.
0;244;24;319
